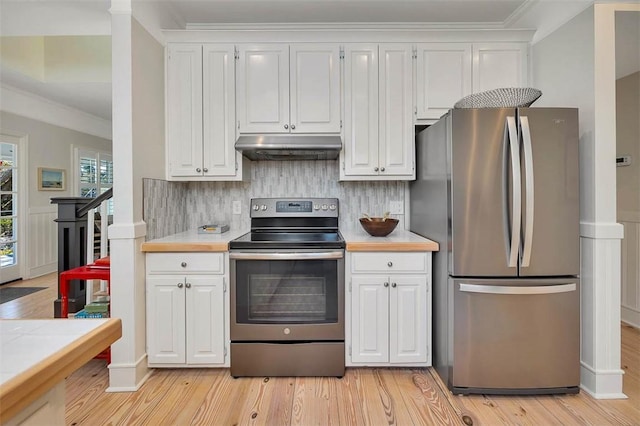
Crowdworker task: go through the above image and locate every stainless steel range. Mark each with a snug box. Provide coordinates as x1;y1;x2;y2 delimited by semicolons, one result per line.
229;198;345;377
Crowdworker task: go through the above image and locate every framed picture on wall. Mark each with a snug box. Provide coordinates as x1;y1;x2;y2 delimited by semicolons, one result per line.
38;167;66;191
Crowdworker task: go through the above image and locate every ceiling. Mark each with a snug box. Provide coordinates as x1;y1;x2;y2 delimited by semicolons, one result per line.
0;0;634;128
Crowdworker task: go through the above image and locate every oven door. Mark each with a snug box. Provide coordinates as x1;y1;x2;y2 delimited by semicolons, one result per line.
230;250;344;341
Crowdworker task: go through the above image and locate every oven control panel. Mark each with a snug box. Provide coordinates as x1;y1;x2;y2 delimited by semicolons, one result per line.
250;198;339;218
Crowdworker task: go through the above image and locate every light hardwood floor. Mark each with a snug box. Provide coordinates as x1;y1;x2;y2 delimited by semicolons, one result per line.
2;273;639;425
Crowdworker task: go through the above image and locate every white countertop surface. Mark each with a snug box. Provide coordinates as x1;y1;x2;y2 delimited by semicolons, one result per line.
0;319;112;384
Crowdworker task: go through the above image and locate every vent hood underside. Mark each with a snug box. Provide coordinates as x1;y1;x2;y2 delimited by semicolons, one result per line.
235;134;342;161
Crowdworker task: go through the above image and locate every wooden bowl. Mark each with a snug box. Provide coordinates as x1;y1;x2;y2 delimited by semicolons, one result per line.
359;217;399;237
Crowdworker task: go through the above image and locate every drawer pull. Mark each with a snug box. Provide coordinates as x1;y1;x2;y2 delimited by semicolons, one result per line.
387;261;393;267
384;282;389;287
391;282;397;288
177;282;184;288
181;262;187;268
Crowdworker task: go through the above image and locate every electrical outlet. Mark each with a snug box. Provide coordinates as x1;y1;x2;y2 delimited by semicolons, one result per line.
232;200;242;215
389;200;403;214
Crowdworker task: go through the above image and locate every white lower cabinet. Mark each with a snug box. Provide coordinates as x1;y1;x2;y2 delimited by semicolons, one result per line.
347;252;431;366
146;253;227;367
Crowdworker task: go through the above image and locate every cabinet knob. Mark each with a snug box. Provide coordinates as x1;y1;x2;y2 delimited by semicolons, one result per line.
203;168;208;173
391;282;397;288
291;124;296;130
384;282;389;287
387;261;393;267
374;167;379;172
196;168;201;173
381;167;385;172
181;262;187;268
284;124;289;130
185;282;192;289
177;282;184;288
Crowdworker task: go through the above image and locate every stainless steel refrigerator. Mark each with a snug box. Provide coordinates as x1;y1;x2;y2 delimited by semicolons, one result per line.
410;107;580;395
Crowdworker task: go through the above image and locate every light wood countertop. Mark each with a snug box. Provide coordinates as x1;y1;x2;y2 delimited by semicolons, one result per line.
342;228;439;252
141;228;248;252
0;318;122;423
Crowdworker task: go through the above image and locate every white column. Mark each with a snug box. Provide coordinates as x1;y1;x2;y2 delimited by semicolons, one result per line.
106;0;151;391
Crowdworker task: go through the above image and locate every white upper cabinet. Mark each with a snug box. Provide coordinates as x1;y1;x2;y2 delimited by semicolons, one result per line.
416;43;472;120
166;43;246;180
237;43;341;134
472;43;529;92
342;43;414;181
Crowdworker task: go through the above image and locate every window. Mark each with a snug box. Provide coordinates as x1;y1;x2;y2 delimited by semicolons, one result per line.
76;149;113;214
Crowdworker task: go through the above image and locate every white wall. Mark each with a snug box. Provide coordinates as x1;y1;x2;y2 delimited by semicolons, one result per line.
0;111;111;278
617;72;640;328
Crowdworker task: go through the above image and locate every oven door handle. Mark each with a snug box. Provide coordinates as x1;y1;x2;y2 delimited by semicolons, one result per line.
229;251;344;260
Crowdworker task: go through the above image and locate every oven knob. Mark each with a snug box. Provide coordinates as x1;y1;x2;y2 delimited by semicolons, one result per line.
283;328;291;335
252;204;259;211
329;204;336;211
322;204;328;210
313;204;320;210
261;204;267;211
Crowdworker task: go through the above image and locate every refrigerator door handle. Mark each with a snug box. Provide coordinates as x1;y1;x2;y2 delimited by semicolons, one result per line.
520;115;535;267
459;283;576;295
504;116;521;268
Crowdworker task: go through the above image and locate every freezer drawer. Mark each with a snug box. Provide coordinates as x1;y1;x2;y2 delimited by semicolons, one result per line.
452;277;580;394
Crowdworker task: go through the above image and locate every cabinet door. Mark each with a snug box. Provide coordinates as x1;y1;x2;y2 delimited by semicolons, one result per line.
202;44;237;177
237;44;289;133
147;277;186;364
185;276;225;365
389;275;428;364
351;275;389;363
290;44;341;133
416;43;472;120
378;44;414;178
472;43;528;92
166;44;203;177
342;44;379;177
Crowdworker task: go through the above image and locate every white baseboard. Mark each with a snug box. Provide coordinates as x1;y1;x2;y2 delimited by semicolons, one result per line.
27;263;57;279
621;305;640;329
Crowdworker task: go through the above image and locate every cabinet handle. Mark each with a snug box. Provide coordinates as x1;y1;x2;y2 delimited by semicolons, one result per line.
387;261;393;267
284;124;289;130
374;167;379;172
203;168;208;173
196;168;201;173
291;124;296;130
185;282;192;289
181;262;187;268
384;282;389;287
391;282;397;288
177;282;184;288
381;167;385;172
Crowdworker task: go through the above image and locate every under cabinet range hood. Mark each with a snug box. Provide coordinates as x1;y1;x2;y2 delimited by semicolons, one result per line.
235;134;342;161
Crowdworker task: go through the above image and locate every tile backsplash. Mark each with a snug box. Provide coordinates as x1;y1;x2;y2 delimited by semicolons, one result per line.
143;160;407;240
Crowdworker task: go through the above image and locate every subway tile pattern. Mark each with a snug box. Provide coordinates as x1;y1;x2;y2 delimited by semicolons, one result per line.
143;161;406;240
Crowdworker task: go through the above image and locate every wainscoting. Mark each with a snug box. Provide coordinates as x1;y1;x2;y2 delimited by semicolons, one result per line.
27;206;57;278
620;212;640;328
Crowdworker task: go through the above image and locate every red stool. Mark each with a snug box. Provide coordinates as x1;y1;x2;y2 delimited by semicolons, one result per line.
60;258;111;361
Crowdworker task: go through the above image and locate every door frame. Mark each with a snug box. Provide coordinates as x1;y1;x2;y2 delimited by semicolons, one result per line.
0;132;28;282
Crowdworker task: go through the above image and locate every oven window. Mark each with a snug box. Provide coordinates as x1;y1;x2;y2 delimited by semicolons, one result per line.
235;259;339;324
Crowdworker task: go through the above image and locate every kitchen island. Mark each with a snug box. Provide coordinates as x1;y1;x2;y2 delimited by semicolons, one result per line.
0;318;122;425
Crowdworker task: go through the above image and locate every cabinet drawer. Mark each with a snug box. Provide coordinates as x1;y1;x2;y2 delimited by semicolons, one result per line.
351;252;428;273
147;253;224;274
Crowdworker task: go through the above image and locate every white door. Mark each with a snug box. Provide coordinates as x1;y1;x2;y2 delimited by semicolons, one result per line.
378;43;414;178
166;43;204;177
416;43;472;119
202;44;237;177
472;43;529;92
351;275;389;363
147;277;186;364
389;275;428;363
185;276;225;365
0;138;21;284
237;44;290;133
290;44;341;133
342;44;379;177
